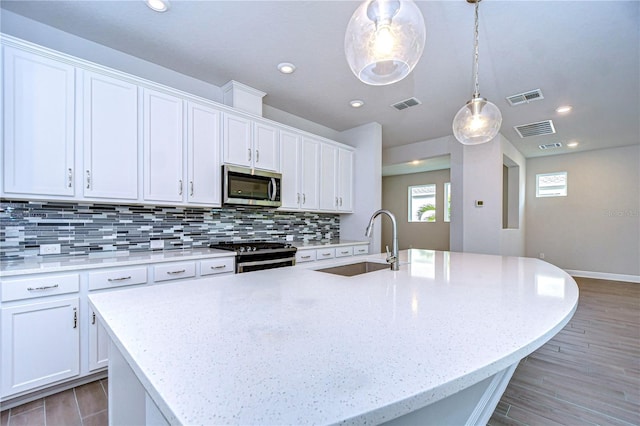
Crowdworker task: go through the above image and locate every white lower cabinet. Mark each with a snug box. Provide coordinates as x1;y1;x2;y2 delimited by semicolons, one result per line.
88;310;109;372
1;297;80;397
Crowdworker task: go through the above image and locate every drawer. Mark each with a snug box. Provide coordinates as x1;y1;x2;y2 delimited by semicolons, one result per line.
296;250;316;263
336;246;354;257
89;267;148;291
1;274;79;302
316;248;335;260
154;262;196;282
353;245;369;256
200;257;235;276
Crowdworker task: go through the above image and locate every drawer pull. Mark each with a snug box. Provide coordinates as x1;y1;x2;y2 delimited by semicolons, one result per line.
340;251;350;255
167;269;186;275
73;308;78;329
92;312;96;325
322;253;331;257
27;284;59;291
107;276;132;282
301;255;311;259
211;265;227;270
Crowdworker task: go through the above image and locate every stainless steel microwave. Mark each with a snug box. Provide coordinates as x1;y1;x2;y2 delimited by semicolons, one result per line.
222;165;282;207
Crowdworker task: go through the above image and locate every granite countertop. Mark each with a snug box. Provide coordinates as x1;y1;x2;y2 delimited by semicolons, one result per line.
0;248;234;277
89;249;579;425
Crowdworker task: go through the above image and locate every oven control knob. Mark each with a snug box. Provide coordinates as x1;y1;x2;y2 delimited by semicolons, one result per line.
251;247;257;251
239;247;246;252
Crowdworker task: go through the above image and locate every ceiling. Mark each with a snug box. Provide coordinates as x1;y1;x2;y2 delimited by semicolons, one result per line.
2;1;639;160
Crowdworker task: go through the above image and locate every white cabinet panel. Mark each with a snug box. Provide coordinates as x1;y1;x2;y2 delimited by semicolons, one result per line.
2;46;75;197
1;297;80;397
296;250;317;263
336;246;354;257
353;245;369;256
253;121;279;172
200;257;235;276
143;89;184;203
1;274;80;303
187;102;221;205
83;71;138;200
222;113;252;168
279;130;302;209
337;148;354;212
153;262;196;282
88;267;148;291
316;248;335;260
319;144;338;211
300;137;320;210
88;310;109;371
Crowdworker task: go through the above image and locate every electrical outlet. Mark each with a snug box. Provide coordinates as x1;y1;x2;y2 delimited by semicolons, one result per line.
285;235;294;242
539;253;545;259
39;244;61;255
150;240;164;250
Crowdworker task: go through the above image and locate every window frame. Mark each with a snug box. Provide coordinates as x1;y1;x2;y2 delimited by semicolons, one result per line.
408;184;437;223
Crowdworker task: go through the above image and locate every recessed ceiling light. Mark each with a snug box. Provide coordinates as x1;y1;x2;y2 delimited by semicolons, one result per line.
146;0;170;12
555;105;573;114
567;141;579;148
411;160;420;165
350;99;364;108
277;63;296;74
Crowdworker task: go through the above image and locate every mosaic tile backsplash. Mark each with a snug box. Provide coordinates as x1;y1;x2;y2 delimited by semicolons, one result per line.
0;200;340;260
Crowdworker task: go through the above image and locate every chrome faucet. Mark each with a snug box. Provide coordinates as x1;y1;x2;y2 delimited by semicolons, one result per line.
365;209;399;271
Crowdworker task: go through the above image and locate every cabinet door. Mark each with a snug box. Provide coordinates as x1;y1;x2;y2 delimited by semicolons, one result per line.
338;148;354;212
83;71;138;200
279;130;301;209
319;144;338;211
301;137;320;210
143;89;184;202
253;121;279;171
88;310;109;371
187;102;221;205
3;47;75;197
222;113;252;168
1;297;80;397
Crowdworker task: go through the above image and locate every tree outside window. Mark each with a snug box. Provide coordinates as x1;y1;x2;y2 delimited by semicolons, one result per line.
408;184;436;222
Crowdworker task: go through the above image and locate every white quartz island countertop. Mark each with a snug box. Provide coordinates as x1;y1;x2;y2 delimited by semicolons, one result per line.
89;249;579;425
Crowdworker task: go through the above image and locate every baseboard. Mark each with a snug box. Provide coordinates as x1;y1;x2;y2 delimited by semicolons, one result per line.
565;269;640;284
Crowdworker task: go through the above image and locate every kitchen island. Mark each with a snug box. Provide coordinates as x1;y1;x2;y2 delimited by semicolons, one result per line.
89;249;578;425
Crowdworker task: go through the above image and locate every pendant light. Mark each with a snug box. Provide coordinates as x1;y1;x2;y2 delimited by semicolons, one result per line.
452;0;502;145
345;0;426;86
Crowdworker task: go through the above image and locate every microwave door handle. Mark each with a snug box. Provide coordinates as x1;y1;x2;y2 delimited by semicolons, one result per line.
269;178;276;201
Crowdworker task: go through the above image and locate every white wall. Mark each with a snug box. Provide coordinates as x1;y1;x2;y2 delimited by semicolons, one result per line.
338;123;383;253
383;134;526;256
526;145;640;281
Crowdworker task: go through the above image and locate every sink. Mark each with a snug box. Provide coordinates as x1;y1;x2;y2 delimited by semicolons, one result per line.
316;261;389;277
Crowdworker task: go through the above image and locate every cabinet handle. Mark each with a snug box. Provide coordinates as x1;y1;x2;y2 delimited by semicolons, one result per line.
86;170;91;189
92;312;96;325
335;197;339;206
211;265;226;270
302;193;306;204
68;168;73;188
167;269;186;275
190;181;194;196
256;149;259;163
301;255;311;259
107;276;131;282
73;307;78;329
322;253;331;257
27;284;59;291
340;251;350;255
340;197;343;207
248;149;252;162
179;180;183;195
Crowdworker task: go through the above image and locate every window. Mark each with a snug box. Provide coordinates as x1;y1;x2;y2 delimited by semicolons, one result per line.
408;184;436;222
536;172;567;197
444;182;451;223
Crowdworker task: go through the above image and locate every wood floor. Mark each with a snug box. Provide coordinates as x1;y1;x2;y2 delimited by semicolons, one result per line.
489;277;640;426
1;277;638;425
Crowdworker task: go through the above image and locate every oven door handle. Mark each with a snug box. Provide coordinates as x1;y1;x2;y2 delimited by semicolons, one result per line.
268;177;277;201
237;256;296;273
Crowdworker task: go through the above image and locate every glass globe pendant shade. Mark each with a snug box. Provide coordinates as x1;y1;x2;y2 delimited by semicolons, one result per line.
452;96;502;145
344;0;426;86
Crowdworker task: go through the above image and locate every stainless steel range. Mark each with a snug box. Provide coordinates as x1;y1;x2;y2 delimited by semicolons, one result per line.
209;241;297;273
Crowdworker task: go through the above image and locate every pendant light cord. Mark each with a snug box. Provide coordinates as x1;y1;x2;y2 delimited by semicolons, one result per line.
472;0;480;98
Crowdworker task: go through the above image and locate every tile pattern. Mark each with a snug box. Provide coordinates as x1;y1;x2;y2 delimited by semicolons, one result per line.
489;277;640;426
0;200;340;260
0;379;108;426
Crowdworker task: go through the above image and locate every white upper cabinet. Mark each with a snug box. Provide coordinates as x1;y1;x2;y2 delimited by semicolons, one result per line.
252;121;279;172
143;88;184;203
223;112;279;172
300;137;320;210
2;46;75;197
82;71;139;200
319;144;353;213
279;130;302;209
187;101;221;205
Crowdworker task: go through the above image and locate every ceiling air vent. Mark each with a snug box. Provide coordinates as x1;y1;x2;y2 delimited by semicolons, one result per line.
506;89;544;106
391;97;422;111
539;142;563;150
514;120;556;138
